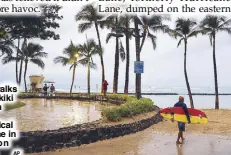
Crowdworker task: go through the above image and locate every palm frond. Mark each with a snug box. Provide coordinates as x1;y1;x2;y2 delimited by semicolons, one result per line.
166;28;183;38
219;27;231;34
78;57;88;65
30;58;45;69
119;40;125;61
90;62;97;69
187;29;201;38
69;64;74;71
148;32;157;50
1;55;18;64
151;24;169;33
218;18;231;29
32;52;48;58
177;38;184;47
78;22;93;33
106;33;116;43
53;56;69;66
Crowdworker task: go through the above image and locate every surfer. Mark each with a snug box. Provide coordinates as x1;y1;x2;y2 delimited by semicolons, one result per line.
173;96;191;144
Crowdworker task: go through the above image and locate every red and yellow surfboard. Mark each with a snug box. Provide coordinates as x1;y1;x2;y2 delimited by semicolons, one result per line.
160;107;208;124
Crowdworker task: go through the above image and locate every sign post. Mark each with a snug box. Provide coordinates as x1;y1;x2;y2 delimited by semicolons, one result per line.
134;61;144;74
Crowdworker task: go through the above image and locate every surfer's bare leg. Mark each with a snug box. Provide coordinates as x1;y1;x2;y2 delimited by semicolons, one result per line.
181;132;184;141
176;132;182;144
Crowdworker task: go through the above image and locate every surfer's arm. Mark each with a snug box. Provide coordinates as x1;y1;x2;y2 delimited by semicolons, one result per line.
183;105;191;123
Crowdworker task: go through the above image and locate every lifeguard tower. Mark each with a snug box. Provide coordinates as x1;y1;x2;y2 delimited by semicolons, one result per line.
29;75;45;93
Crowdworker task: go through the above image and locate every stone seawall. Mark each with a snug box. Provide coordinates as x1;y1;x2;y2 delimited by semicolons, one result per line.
12;110;163;154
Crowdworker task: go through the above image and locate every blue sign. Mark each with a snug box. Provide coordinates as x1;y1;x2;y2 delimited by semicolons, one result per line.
134;61;144;73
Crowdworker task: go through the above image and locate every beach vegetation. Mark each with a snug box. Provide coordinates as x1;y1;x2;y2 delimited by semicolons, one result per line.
102;97;155;121
4;102;26;111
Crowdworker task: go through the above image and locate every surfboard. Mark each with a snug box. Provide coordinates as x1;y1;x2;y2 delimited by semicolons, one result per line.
160;107;208;124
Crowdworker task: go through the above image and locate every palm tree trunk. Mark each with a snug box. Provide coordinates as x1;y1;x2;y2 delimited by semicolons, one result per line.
70;63;77;96
113;17;119;94
19;59;23;85
94;22;105;93
134;20;141;99
87;60;90;95
213;33;219;109
184;39;194;108
24;60;28;92
16;38;20;84
124;16;130;94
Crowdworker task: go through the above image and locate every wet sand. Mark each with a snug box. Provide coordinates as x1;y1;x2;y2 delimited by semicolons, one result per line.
29;128;231;155
29;109;231;155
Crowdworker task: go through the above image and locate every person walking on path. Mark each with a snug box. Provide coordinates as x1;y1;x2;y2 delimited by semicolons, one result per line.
173;96;191;144
103;80;108;97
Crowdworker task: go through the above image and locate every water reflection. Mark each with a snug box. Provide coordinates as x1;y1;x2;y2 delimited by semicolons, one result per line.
0;99;105;132
176;144;183;155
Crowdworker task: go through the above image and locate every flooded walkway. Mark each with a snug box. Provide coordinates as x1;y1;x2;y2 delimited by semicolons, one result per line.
0;99;105;132
30;128;231;155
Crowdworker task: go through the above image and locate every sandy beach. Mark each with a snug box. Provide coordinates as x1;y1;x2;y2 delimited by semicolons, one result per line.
29;109;231;155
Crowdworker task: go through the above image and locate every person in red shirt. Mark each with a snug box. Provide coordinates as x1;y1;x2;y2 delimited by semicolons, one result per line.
103;80;108;96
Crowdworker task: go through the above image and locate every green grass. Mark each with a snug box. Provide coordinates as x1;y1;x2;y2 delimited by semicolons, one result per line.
101;97;155;121
4;102;26;111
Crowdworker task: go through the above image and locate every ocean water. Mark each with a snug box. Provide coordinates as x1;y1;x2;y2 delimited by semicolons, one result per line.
144;95;231;109
23;85;231;109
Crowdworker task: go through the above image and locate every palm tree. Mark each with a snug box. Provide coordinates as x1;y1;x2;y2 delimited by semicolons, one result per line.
116;15;132;94
21;39;47;92
133;16;142;99
130;15;169;98
77;38;100;95
138;15;170;52
104;15;125;93
54;41;82;95
2;39;47;92
124;15;131;94
200;15;231;109
75;4;108;93
167;18;200;108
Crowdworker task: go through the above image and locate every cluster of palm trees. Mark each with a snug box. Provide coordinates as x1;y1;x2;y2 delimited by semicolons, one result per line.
0;3;230;110
1;38;47;92
54;39;100;95
72;4;231;109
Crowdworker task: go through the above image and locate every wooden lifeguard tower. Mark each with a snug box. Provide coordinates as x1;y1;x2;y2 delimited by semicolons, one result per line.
29;75;45;94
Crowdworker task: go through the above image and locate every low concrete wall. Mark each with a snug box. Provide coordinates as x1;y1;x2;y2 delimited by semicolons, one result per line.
12;110;163;153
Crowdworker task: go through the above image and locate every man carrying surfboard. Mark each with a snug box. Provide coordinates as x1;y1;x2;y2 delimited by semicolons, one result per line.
173;96;191;144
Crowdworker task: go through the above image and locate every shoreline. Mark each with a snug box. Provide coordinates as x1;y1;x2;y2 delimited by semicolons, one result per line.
19;92;231;96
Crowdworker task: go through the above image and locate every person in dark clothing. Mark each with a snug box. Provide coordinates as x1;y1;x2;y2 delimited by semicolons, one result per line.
103;80;108;96
43;84;49;96
173;96;191;144
50;84;55;96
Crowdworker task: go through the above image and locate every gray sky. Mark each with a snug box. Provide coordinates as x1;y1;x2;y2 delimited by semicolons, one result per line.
1;4;231;91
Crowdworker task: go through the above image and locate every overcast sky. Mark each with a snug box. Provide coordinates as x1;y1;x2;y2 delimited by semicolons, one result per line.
1;4;231;92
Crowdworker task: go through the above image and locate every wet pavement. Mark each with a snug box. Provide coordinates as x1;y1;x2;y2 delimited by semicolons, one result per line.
30;128;231;155
0;99;106;131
